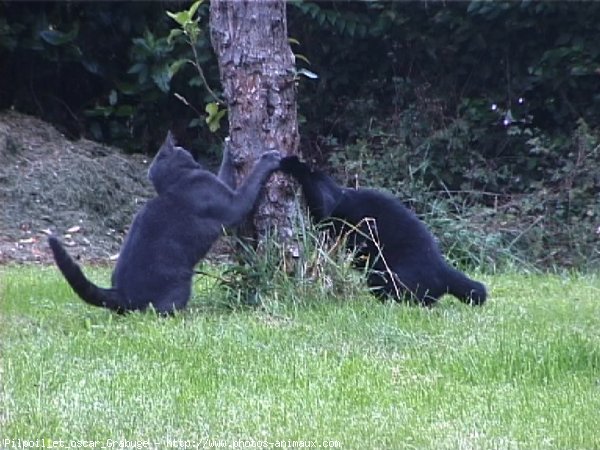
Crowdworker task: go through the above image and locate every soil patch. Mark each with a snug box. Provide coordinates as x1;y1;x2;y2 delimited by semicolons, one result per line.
0;110;153;264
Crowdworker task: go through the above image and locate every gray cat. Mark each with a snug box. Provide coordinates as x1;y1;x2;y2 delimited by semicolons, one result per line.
49;132;281;314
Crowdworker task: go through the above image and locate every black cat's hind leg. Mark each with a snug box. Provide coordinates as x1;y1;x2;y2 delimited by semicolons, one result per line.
443;266;487;306
367;266;441;307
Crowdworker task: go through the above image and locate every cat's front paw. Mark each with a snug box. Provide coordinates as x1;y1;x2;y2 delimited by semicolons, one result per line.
260;150;282;169
279;156;301;173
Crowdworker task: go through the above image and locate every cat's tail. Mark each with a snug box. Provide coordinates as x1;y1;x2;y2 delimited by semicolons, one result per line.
444;265;487;306
48;236;124;313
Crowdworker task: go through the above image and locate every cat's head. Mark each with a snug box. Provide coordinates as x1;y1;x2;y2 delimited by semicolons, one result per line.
148;131;199;193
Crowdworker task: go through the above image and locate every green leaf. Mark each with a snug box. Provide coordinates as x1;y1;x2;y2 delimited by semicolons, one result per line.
294;53;311;65
108;90;118;106
167;28;184;44
168;59;187;78
131;37;148;51
84;107;113;118
306;3;320;19
188;0;204;20
114;105;135;117
81;59;101;75
167;10;190;27
467;1;480;14
317;11;326;26
205;102;218;116
326;10;338;27
357;24;368;38
296;68;318;79
127;63;146;75
114;82;134;97
347;21;357;37
188;75;203;87
205;102;226;133
207;120;220;133
188;117;203;128
39;23;79;46
114;81;135;96
151;64;172;93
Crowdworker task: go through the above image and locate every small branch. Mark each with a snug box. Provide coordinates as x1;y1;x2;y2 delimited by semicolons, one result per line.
188;37;223;106
173;92;204;124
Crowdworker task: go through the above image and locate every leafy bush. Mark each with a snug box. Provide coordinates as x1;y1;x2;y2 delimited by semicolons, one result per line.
217;211;368;309
0;1;222;153
324;105;599;270
1;1;598;269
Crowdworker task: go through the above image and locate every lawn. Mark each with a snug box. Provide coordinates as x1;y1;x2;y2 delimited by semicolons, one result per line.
1;266;599;449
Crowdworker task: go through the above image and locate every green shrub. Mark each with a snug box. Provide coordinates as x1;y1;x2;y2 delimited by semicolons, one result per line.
216;211;369;310
324;101;599;271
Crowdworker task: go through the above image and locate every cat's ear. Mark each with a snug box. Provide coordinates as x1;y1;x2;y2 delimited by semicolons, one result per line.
160;131;176;152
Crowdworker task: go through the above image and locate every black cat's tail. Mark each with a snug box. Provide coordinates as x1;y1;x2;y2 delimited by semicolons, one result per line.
444;266;487;306
48;236;123;312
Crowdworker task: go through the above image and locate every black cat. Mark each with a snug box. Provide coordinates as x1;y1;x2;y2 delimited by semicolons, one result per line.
280;156;487;306
49;132;281;314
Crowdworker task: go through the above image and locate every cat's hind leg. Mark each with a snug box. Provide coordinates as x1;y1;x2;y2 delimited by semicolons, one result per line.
151;283;192;315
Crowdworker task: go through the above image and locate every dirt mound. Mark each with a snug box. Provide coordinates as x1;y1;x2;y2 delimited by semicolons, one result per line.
0;110;153;264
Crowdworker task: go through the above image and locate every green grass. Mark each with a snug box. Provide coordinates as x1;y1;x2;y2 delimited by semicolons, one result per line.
1;266;599;449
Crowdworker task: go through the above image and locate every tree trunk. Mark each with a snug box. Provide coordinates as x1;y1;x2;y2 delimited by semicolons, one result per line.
209;0;298;253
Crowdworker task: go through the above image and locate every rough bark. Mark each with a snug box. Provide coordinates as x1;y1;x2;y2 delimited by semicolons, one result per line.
210;0;299;253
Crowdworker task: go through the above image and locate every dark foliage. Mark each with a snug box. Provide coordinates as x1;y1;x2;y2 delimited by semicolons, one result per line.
287;1;600;270
0;1;221;154
1;0;598;269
